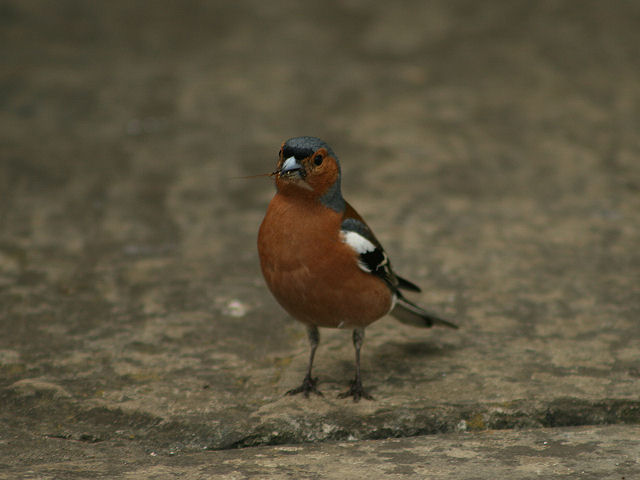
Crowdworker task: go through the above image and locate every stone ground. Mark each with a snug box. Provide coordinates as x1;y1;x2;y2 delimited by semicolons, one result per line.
1;0;639;478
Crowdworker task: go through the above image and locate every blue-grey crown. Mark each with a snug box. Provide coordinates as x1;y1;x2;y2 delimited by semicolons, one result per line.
283;136;338;166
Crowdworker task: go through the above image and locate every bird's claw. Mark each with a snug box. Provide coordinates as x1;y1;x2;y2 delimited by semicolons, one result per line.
338;379;373;402
285;375;323;398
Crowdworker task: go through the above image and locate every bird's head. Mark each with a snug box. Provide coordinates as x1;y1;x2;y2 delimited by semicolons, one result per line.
273;136;345;212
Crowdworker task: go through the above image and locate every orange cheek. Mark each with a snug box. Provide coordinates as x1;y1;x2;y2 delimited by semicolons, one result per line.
307;164;338;195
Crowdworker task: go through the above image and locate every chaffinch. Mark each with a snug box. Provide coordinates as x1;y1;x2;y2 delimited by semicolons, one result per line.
258;136;457;401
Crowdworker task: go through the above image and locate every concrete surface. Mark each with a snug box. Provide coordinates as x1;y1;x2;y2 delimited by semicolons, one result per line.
1;426;638;479
1;0;639;477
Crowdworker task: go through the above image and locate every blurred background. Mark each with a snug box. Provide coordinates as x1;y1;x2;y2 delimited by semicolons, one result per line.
1;0;639;459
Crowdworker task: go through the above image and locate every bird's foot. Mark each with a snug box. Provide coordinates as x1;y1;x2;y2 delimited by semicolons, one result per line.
285;374;323;398
338;378;373;402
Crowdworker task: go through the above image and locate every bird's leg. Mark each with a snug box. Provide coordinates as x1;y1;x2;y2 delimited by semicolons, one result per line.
338;328;373;401
285;325;323;397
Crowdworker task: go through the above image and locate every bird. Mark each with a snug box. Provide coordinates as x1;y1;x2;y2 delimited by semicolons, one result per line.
257;136;458;401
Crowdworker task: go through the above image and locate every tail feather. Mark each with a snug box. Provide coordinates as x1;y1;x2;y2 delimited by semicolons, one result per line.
391;295;458;329
396;275;422;292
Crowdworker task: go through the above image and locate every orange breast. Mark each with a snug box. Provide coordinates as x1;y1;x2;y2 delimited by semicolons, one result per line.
258;194;392;328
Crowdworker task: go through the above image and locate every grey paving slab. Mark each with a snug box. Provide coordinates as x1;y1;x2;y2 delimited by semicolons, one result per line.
1;426;638;479
0;0;639;469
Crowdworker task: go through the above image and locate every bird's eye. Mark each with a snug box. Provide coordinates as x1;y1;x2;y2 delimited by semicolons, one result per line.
313;154;323;166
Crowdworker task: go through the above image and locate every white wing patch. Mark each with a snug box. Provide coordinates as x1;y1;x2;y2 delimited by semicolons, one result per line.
342;230;376;254
341;230;376;273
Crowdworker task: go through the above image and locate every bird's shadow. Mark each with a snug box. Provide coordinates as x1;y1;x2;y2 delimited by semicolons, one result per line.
366;340;459;377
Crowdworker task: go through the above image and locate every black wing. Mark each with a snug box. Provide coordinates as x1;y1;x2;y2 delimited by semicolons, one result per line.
341;217;457;329
340;217;402;291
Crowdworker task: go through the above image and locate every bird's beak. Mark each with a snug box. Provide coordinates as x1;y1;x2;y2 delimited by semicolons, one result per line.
279;156;303;178
281;156;301;173
275;155;313;191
